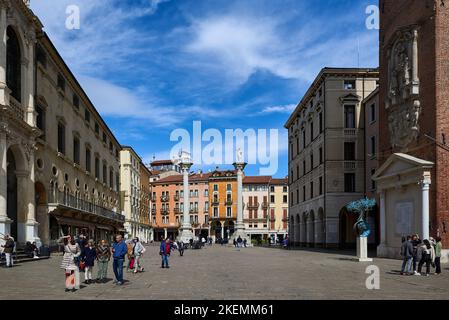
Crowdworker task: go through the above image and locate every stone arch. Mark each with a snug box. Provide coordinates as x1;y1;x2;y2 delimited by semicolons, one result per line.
317;207;325;247
339;206;357;249
308;210;315;247
35;181;48;244
295;214;301;246
301;212;307;246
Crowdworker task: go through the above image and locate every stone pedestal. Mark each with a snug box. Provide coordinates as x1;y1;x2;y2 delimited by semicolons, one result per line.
357;237;373;262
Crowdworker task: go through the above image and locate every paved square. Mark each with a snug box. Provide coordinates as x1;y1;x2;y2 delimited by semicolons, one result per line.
1;245;448;300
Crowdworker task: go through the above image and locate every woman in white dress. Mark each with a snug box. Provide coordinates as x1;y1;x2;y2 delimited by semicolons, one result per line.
59;235;81;292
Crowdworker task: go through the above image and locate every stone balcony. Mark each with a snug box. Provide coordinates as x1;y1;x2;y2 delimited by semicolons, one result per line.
48;190;125;223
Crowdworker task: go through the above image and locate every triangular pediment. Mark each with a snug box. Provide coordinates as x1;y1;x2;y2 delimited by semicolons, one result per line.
339;93;361;104
373;153;433;181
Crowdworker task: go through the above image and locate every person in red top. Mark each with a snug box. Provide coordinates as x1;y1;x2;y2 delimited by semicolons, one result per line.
160;237;171;269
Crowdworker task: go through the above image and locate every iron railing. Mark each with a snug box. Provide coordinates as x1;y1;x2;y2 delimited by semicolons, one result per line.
48;190;125;223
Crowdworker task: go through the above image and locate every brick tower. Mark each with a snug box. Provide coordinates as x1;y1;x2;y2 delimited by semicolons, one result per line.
379;0;449;249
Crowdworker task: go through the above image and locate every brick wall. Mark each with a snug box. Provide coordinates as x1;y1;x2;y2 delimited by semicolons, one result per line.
380;0;449;246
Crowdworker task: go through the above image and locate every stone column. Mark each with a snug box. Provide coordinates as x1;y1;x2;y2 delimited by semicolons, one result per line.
0;127;12;236
0;4;7;106
25;32;36;126
231;162;247;242
421;178;430;241
221;221;224;239
178;162;194;242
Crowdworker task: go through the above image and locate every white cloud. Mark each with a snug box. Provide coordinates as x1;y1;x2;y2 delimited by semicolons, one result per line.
260;104;297;114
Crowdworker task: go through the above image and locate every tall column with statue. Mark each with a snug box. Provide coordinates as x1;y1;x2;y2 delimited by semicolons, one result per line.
178;151;194;242
231;148;248;243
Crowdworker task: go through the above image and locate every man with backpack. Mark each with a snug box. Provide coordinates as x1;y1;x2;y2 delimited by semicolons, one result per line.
160;237;171;268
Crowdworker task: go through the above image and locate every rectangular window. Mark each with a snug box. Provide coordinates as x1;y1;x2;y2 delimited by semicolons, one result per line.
370;104;376;122
303;186;306;202
95;157;100;179
370;136;376;157
303;160;306;176
73;94;79;109
57;123;65;154
310;182;314;199
344;105;356;129
85;148;91;173
102;132;107;144
109;169;114;189
344;80;356;90
344;173;356;193
310;121;314;142
283;195;288;203
319;147;323;164
36;44;47;67
319;113;323;133
302;130;306;148
103;164;107;184
270;195;275;203
296;165;300;180
319;177;323;195
36;105;45;140
310;154;314;170
227;184;232;191
213;184;218;192
95;122;100;135
57;74;65;92
227;207;232;218
73;137;80;165
214;207;218;218
344;142;356;161
371;169;377;190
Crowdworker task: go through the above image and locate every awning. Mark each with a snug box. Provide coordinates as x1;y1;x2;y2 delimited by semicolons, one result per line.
52;215;96;230
96;225;114;231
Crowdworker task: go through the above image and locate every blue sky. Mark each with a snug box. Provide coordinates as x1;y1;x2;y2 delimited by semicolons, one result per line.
30;0;379;177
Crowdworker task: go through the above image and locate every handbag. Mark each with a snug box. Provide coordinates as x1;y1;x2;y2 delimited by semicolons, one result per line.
65;270;75;288
79;260;86;271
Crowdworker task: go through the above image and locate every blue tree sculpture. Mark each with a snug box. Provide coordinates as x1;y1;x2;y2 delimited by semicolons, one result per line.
346;198;376;238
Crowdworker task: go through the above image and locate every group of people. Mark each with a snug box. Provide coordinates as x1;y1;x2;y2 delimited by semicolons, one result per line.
400;234;443;276
59;234;146;292
233;236;247;248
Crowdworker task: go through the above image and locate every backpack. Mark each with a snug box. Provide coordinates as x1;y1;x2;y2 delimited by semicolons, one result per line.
165;243;171;255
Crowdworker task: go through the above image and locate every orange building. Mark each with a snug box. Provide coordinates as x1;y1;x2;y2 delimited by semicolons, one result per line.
151;172;211;240
208;170;238;241
139;163;152;242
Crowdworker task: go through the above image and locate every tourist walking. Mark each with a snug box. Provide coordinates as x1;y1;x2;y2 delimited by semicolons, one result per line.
243;238;247;248
96;240;110;283
160;237;171;268
417;239;436;276
434;237;442;275
132;237;146;273
178;240;185;256
1;235;15;268
400;236;413;276
112;234;128;285
233;238;237;248
82;240;97;284
59;235;81;292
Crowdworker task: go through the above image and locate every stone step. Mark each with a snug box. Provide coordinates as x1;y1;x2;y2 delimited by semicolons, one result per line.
0;255;50;266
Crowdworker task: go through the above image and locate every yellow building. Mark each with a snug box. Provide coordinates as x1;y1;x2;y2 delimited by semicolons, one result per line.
269;179;289;242
208;170;237;241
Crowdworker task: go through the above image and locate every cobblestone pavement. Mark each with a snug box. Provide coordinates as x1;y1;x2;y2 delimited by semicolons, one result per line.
0;245;448;300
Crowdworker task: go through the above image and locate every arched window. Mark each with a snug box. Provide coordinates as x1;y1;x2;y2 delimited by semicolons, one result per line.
6;26;21;102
